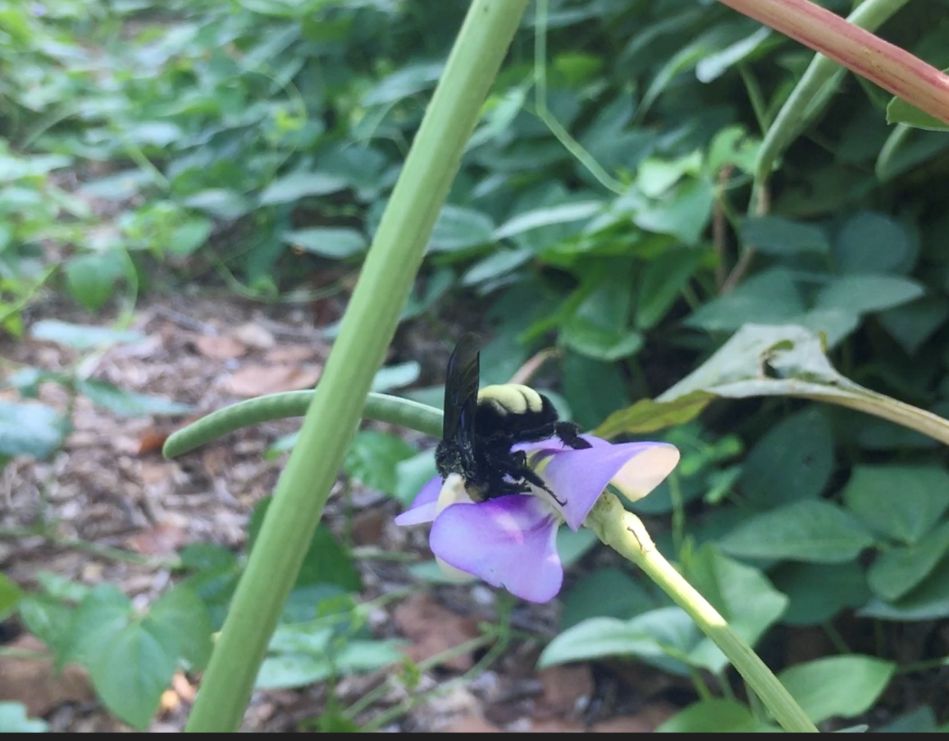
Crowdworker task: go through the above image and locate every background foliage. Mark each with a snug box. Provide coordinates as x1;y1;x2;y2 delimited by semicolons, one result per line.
2;0;947;732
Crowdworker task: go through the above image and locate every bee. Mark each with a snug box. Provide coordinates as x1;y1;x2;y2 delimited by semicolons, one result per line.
434;333;591;503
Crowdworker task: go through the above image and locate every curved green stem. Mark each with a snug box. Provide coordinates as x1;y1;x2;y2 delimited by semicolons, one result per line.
723;0;910;292
163;391;443;458
751;0;911;190
586;493;818;733
797;389;949;446
184;0;528;731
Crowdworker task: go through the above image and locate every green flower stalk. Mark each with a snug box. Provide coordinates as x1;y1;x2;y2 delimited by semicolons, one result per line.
184;0;529;731
719;0;949;124
587;494;818;733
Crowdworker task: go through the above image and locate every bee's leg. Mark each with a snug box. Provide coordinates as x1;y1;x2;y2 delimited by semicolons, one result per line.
555;421;592;450
503;450;567;507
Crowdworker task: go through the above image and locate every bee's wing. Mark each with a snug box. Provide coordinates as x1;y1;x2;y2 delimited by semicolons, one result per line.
442;333;480;452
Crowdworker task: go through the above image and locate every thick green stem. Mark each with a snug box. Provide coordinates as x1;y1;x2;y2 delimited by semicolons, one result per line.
587;493;818;733
184;0;528;731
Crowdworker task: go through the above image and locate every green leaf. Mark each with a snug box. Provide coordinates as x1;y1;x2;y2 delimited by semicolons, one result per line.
393;449;437;507
371;362;421;393
428;205;495;252
859;553;949;621
0;574;21;619
707;125;760;175
878;296;949;355
867;521;949;602
680;546;787;673
147;585;213;670
561;567;657;629
738;215;828;256
80;169;153;201
282;227;367;259
256;653;333;689
878;706;940;733
562;352;630;431
685;270;804;332
334;639;405;674
63;585;133;667
658;699;772;733
169;216;213;256
460;247;532;286
539;607;699;673
65;251;125;311
30;319;143;349
770;561;869;626
87;616;179;729
886;95;949;132
259;171;348;205
739;407;834;507
257;634;403;690
494;200;601;241
779;656;895;723
0;401;67;459
77;379;192;417
833;210;914;274
363;61;443;106
344;430;416;497
562;323;642;362
595;391;713;438
563;263;642;361
633;178;714;245
298;527;362;592
639;22;752;114
635;248;707;330
791;308;860;347
719;500;875;563
636;152;702;197
183;189;252;220
0;702;47;733
696;27;771;82
35;572;90;603
17;596;74;659
815;275;924;314
249;501;362;592
842;465;949;544
556;527;598;568
407;560;471;585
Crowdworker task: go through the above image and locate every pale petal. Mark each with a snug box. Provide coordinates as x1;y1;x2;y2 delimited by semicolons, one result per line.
543;442;680;530
393;475;442;526
395;473;476;527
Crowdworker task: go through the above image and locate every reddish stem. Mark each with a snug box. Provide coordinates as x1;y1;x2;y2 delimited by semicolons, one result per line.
719;0;949;123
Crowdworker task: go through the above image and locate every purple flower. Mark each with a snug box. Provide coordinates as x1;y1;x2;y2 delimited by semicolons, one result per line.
396;435;679;603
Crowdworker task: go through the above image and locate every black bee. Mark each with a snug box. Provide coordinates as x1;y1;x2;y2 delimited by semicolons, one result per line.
434;333;591;503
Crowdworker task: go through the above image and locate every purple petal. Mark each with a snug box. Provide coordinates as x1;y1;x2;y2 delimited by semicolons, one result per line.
513;433;606;457
394;475;442;526
543;442;680;530
429;495;563;603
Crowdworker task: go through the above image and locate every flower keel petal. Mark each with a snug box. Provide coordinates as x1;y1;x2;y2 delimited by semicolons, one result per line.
430;495;563;603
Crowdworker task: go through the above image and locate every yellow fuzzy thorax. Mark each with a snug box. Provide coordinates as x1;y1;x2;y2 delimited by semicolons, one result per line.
477;384;544;415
